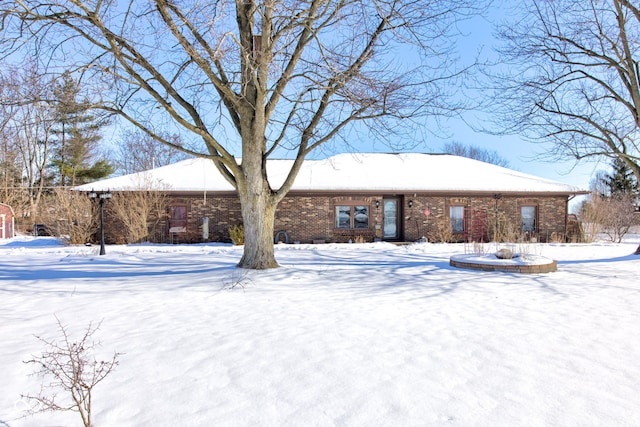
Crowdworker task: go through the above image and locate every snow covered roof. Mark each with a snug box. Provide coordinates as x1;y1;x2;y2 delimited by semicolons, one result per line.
74;152;586;194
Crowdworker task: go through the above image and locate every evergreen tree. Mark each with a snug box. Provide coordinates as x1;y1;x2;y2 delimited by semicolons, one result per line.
601;158;639;199
49;73;113;186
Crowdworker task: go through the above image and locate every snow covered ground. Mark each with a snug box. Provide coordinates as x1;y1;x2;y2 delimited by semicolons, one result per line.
1;237;639;426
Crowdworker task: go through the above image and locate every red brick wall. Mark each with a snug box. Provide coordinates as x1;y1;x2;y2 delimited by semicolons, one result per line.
104;192;570;244
402;195;568;243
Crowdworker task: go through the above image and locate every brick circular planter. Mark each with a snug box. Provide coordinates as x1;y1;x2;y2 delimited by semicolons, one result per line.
450;253;557;274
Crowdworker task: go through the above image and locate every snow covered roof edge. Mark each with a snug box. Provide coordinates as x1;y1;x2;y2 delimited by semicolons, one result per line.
73;152;587;194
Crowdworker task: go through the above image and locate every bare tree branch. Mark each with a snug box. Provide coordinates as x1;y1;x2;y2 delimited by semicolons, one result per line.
493;0;640;183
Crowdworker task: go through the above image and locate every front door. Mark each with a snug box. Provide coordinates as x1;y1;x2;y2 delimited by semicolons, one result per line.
383;198;400;240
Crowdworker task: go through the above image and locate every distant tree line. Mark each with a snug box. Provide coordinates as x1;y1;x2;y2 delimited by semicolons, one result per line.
441;141;510;168
0;61;188;233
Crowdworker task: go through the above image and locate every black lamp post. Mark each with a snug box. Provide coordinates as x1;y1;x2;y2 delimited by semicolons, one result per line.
88;189;112;255
493;193;502;241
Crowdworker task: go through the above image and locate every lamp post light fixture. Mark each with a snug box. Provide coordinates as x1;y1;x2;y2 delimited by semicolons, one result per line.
493;193;502;241
88;189;112;255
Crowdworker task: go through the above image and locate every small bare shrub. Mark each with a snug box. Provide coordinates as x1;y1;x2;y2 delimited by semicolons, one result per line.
353;235;366;244
110;191;168;243
566;214;583;242
22;318;120;427
472;241;489;255
549;232;565;243
601;195;636;242
223;268;253;290
38;189;95;244
229;224;244;245
490;212;518;242
108;176;169;244
580;221;602;243
432;217;454;243
521;243;543;258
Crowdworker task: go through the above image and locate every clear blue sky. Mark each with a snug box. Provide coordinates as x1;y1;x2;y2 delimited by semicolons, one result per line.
346;2;600;211
450;4;601;190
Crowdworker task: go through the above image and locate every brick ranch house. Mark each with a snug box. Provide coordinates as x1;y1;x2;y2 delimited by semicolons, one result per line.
76;153;587;244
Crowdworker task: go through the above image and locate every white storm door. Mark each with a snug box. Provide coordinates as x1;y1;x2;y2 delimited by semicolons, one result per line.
383;199;399;240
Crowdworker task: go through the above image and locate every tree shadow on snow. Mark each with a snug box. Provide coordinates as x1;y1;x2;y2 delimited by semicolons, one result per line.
276;249;476;301
558;254;638;264
275;247;570;300
0;255;237;296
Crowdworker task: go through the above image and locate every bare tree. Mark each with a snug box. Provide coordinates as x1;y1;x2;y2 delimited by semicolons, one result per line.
581;160;639;243
590;170;611;199
0;113;24;209
1;0;484;268
493;0;640;254
580;192;636;243
601;194;637;243
442;141;510;167
112;129;190;175
0;60;57;221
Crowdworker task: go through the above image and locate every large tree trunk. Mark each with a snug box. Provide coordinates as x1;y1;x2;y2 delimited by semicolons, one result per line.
235;105;280;269
237;188;278;269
